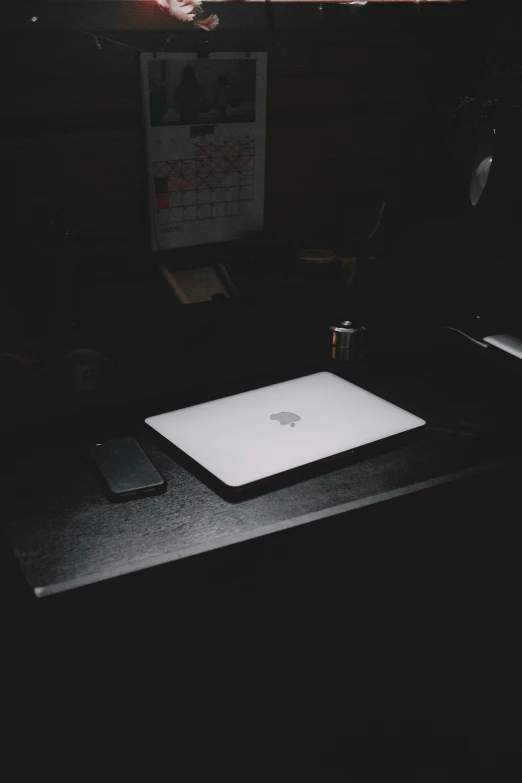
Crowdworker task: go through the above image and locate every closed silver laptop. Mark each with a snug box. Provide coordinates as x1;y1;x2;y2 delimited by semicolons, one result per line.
145;372;426;488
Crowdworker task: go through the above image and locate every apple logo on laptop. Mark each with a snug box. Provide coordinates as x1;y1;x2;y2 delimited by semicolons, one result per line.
270;411;301;428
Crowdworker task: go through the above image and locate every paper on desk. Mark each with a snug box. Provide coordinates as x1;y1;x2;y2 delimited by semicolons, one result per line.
141;52;267;251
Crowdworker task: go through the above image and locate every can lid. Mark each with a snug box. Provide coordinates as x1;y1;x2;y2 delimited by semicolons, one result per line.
329;320;365;333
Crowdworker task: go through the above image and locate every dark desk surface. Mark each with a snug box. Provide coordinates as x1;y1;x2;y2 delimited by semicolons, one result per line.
5;437;517;598
3;276;522;598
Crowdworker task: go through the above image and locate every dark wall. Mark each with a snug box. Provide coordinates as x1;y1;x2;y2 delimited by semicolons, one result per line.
2;2;516;288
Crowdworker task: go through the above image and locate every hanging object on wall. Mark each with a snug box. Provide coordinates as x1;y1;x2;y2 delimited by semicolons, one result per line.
141;52;267;250
154;0;465;26
72;0;466;36
156;0;219;32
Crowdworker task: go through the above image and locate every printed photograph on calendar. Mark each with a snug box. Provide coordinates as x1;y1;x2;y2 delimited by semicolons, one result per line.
148;58;257;127
141;52;266;250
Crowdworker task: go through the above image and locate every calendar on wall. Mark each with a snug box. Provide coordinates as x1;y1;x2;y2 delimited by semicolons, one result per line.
141;52;267;250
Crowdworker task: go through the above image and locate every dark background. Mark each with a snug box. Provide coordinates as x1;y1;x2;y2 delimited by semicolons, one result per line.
3;0;521;286
2;2;522;776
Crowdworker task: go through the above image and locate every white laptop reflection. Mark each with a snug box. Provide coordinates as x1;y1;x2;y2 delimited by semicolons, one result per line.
145;372;426;489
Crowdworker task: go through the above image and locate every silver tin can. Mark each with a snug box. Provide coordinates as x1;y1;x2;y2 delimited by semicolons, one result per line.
329;320;366;362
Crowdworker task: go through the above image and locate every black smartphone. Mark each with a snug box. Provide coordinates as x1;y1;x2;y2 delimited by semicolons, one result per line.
88;437;166;501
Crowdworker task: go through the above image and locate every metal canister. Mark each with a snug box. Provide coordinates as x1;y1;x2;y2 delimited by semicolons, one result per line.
329;320;366;362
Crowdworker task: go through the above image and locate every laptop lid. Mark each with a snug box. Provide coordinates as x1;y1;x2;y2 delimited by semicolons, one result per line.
145;372;426;488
